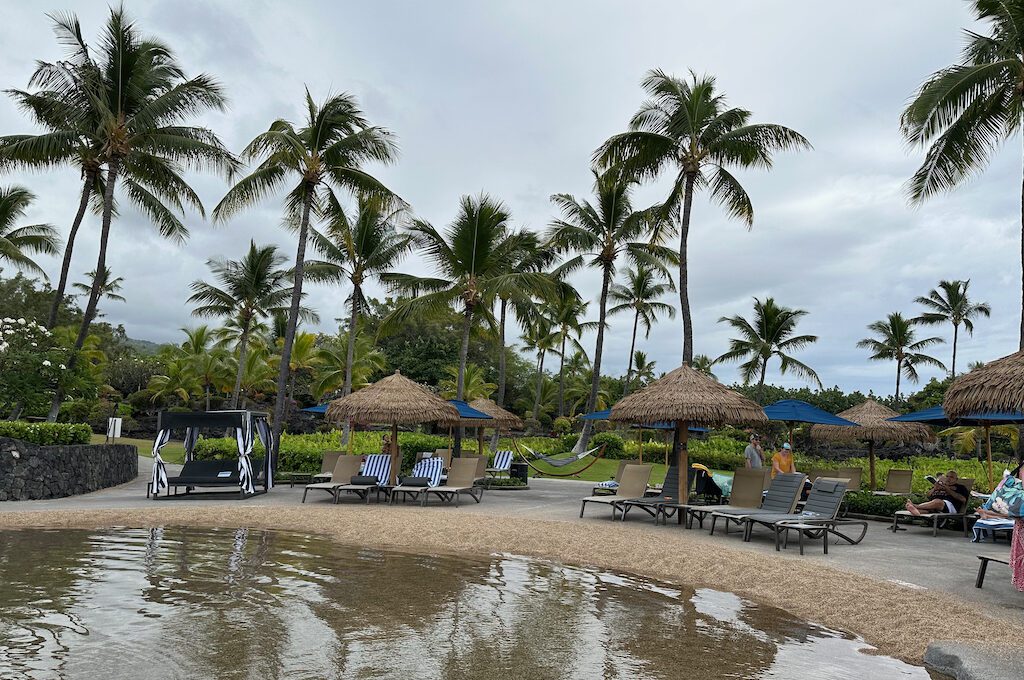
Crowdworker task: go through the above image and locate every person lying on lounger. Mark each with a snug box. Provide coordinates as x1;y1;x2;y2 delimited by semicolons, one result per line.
904;470;968;516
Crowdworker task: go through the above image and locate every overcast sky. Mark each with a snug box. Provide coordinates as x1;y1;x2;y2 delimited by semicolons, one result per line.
0;1;1017;396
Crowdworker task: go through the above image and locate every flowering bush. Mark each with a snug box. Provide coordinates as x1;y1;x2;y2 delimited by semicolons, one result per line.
0;421;91;445
0;317;65;413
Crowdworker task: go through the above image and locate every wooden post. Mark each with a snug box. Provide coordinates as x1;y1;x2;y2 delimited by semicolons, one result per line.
677;422;689;504
347;419;354;455
637;429;644;464
390;422;400;485
985;423;993;490
868;439;876;491
478;427;485;456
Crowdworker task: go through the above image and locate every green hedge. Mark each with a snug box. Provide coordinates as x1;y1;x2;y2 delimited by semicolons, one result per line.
843;490;983;518
796;455;1001;493
0;422;91;446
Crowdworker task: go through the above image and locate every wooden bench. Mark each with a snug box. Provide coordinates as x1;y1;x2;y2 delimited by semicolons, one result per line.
976;554;1010;588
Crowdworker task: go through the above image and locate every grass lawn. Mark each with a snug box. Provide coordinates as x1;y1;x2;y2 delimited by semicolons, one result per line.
527;457;731;486
91;434;186;465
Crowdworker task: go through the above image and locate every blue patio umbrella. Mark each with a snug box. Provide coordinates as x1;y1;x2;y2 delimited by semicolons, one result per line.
763;399;858;449
301;403;328;414
446;399;492;454
579;407;704;464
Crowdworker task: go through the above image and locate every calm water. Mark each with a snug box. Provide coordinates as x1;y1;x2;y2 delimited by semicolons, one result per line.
0;527;938;680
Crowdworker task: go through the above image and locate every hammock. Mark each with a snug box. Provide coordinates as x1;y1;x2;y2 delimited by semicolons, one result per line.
512;441;605;478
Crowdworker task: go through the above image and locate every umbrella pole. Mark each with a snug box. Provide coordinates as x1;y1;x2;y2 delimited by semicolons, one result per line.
788;423;794;451
985;423;993;490
637;429;643;464
676;422;689;504
390;422;400;486
868;439;876;490
478;427;485;456
448;427;453;455
347;419;354;455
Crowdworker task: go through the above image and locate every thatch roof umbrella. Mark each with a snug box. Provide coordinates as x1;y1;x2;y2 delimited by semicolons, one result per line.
468;398;524;455
945;350;1024;487
810;399;932;489
609;365;767;503
326;371;460;484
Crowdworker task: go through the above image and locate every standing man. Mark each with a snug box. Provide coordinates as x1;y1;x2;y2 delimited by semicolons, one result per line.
744;434;763;469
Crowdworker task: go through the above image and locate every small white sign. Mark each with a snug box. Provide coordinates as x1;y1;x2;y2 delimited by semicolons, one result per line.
217;471;232;478
106;417;122;439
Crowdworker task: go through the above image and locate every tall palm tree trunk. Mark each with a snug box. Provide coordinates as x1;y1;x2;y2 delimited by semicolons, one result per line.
679;173;697;364
47;170;96;329
533;351;546;421
622;310;640;397
951;323;959;377
496;299;508;407
341;285;360;445
557;335;567;417
48;160;120;422
205;385;211;411
230;319;252;409
270;190;313;467
454;305;474;456
757;359;768;404
578;267;611;451
895;358;902;400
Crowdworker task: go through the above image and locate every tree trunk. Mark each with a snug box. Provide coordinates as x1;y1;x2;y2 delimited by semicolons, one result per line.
341;283;360;445
47;170;95;329
895;358;902;401
205;384;211;412
230;318;251;409
622;310;639;397
533;350;546;421
48;160;120;421
679;173;697;364
951;322;959;377
676;423;689;504
270;188;313;470
454;304;473;456
577;267;612;452
557;334;567;417
496;299;507;407
756;358;768;405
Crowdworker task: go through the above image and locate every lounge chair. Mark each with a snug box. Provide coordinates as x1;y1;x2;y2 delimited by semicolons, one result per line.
311;451;343;483
591;459;639;496
709;473;806;536
459;453;488;482
737;478;867;550
423;458;484;506
161;458;266;498
486;450;514;477
678;468;767;529
872;469;913;496
891;478;976;537
390;457;445;505
972;516;1015;543
579;464;653;519
619;464;682;523
332;454;393;503
302;454;362;503
834;467;862;491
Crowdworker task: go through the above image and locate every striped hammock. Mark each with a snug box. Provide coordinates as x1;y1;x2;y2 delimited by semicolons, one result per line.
522;445;601;467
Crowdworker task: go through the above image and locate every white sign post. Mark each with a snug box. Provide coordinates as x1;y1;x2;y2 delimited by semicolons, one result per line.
106;417;123;443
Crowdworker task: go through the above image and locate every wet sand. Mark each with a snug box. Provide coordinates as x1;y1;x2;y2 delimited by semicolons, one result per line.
0;504;1012;664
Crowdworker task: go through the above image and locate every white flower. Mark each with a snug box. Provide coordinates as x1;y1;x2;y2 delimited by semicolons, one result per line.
41;360;51;367
30;342;36;347
59;364;66;370
16;318;25;325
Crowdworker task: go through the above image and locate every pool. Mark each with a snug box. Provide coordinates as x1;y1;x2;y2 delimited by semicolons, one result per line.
0;527;940;679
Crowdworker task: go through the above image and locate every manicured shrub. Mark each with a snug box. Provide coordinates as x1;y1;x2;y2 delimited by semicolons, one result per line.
0;422;91;445
552;416;572;435
590;432;626;459
57;400;92;424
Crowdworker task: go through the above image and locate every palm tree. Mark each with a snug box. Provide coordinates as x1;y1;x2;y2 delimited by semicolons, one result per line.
176;326;228;410
857;313;946;399
901;2;1024;349
520;314;560;421
311;333;386;399
188;241;303;408
279;331;319;409
147;359;199;406
595;69;810;362
609;265;675;396
306;192;411;440
0;185;59;275
631;350;658;386
549;288;595;417
215;89;398;456
547;170;674;447
237;348;276;409
38;8;235;421
914;279;991;376
439;363;496;402
72;266;125;317
381;194;551;454
691;354;717;380
715;297;821;403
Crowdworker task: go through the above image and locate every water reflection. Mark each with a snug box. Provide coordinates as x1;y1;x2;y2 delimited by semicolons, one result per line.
0;527;938;679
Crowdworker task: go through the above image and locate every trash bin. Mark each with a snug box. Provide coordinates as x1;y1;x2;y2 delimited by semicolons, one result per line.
510;462;528;484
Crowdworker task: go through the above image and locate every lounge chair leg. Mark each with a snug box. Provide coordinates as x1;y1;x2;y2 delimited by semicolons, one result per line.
302;488;308;503
976;558;989;588
710;515;718;535
822;530;828;555
932;517;938;537
798;530;804;556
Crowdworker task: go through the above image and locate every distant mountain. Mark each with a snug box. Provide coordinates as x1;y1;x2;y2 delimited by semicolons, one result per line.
124;337;167;355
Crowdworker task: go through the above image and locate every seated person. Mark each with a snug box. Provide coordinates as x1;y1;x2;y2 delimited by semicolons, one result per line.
904;470;968;516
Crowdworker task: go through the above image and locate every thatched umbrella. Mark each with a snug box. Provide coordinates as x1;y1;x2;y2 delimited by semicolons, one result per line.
609;365;767;503
945;350;1024;487
468;398;524;455
326;371;460;484
810;399;932;489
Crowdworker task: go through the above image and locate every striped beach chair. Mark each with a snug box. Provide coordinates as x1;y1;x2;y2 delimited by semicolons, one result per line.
333;453;392;503
391;456;445;505
486;450;514;478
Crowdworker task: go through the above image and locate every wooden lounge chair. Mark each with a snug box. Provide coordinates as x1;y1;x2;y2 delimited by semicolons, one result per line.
872;469;913;496
390;457;445;505
332;454;393;503
709;473;806;536
423;458;484;506
678;468;767;529
311;451;343;483
486;450;514;477
891;478;975;537
579;464;653;519
591;459;639;496
302;454;362;503
737;478;867;550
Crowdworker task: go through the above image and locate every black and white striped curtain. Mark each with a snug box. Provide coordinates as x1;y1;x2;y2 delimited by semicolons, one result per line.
235;420;256;495
254;417;273;490
151;429;171;494
183;427;199;462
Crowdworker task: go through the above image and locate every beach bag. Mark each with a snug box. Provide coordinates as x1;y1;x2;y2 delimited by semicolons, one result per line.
986;476;1024;517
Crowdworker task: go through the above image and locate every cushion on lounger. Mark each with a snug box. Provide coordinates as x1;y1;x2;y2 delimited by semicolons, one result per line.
350;475;379;486
401;476;431;487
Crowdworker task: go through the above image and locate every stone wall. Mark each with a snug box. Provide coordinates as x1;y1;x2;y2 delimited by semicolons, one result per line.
0;438;138;501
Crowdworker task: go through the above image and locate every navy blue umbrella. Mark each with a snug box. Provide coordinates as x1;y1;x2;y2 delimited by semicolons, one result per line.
763;399;857;449
301;403;328;414
579;408;705;432
447;399;491;420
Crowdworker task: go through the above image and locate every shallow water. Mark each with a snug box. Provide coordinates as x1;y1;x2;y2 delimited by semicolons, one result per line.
0;527;939;679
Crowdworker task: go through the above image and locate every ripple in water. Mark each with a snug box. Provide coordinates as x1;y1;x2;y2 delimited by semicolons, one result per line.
0;527;941;679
